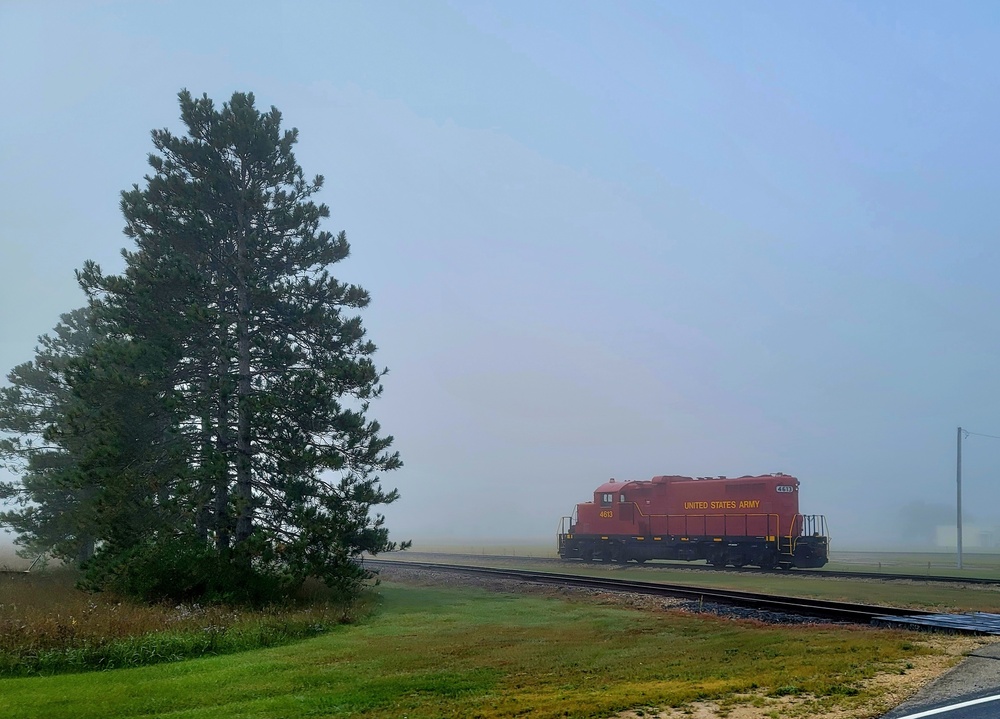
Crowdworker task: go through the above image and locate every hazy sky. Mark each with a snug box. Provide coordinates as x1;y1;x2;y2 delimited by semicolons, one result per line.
3;1;1000;549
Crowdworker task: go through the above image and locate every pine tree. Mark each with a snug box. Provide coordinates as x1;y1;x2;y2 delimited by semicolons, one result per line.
0;307;186;568
76;90;404;599
0;308;100;563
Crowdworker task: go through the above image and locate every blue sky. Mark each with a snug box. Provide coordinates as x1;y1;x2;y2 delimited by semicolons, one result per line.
3;1;1000;548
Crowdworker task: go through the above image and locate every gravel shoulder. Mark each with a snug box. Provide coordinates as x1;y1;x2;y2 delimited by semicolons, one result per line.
879;643;1000;719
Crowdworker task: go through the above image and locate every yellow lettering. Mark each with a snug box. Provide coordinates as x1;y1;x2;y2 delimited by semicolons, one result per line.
684;499;768;511
712;500;738;510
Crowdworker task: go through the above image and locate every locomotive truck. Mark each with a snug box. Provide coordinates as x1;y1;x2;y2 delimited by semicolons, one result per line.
557;473;829;569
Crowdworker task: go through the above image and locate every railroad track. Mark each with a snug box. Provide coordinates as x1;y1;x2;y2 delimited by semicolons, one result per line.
574;559;1000;586
622;561;1000;586
398;552;1000;586
371;559;1000;635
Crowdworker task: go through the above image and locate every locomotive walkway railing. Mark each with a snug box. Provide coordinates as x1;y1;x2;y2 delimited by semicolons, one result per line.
629;506;782;539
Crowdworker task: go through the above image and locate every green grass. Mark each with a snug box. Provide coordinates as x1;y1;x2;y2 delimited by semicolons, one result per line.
401;545;1000;567
406;542;558;558
0;581;954;719
826;550;1000;579
608;566;1000;612
395;551;1000;612
403;544;1000;578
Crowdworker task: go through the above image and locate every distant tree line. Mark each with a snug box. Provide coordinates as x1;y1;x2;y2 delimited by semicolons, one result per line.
0;90;406;603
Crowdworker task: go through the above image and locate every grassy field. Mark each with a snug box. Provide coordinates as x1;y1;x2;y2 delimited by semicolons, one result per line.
828;550;1000;578
554;564;1000;613
405;542;1000;574
0;578;975;719
391;548;1000;613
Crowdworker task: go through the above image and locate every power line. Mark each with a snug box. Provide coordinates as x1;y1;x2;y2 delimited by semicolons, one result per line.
964;430;1000;441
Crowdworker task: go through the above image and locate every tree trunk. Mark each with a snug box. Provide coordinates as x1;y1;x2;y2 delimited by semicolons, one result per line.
215;334;232;552
195;371;212;544
76;535;95;564
234;202;254;545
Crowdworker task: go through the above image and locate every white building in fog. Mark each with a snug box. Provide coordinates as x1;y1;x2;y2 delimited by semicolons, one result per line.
935;524;998;549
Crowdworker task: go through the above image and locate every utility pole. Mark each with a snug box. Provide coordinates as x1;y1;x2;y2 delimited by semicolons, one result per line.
954;427;1000;569
957;426;963;570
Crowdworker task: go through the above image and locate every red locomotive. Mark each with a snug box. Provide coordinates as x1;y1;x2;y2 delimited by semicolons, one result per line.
557;473;829;568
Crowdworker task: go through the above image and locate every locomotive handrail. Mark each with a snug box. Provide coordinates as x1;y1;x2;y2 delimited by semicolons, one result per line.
556;516;573;552
786;514;829;557
628;507;781;539
783;515;797;557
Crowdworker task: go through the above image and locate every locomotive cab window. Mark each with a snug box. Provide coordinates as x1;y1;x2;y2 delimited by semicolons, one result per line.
600;493;614;506
620;494;626;503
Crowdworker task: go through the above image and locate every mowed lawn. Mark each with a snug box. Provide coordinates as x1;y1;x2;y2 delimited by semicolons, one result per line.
0;581;955;719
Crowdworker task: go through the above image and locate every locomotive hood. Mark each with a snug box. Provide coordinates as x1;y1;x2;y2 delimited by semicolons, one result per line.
595;475;799;493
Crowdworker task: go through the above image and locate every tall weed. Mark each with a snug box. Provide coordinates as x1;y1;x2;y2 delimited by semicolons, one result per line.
0;570;372;676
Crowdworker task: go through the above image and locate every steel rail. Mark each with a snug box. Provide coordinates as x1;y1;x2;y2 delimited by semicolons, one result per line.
622;562;1000;586
578;560;1000;586
369;559;937;625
